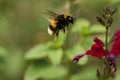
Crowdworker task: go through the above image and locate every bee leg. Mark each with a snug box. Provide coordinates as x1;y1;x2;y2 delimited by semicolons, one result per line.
56;30;59;38
63;28;65;33
66;23;69;27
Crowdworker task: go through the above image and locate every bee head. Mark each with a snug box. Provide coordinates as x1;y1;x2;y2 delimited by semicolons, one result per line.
67;16;74;24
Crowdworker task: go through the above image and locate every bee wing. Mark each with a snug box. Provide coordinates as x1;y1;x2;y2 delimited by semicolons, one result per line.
42;10;58;21
61;3;70;14
46;10;58;17
57;3;71;15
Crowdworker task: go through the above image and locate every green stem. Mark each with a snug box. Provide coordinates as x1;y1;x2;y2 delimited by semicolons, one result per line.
103;25;109;80
66;30;70;80
105;27;108;50
103;69;105;80
103;62;106;80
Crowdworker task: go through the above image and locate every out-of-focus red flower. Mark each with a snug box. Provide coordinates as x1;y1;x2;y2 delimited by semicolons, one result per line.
111;29;120;56
115;29;120;39
111;38;120;56
86;37;108;57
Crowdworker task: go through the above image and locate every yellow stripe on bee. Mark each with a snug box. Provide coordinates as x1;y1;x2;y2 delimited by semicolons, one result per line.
64;14;67;19
50;20;56;28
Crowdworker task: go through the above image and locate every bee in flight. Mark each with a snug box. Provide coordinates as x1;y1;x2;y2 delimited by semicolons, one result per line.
43;10;74;37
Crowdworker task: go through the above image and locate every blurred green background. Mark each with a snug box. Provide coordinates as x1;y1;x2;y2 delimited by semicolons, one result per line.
0;0;120;80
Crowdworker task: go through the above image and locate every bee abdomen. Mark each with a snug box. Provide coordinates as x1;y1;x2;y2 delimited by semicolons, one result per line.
48;25;56;35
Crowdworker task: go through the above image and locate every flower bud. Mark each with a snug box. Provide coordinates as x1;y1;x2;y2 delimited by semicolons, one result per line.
73;54;85;62
107;54;117;78
107;54;115;65
107;18;113;27
111;8;117;16
96;16;105;26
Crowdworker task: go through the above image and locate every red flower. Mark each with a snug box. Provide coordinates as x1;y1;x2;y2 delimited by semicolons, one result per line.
86;37;108;57
111;38;120;56
94;37;104;45
73;37;108;62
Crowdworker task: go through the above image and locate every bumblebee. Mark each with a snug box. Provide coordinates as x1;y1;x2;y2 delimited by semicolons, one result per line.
43;10;74;37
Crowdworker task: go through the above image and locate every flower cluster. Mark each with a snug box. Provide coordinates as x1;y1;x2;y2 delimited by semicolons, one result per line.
73;29;120;78
73;7;119;79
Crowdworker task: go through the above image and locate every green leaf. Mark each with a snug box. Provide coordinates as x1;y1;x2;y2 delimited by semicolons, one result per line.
89;24;105;33
0;46;8;57
70;66;97;80
24;61;67;80
83;36;94;50
116;68;120;80
77;56;88;65
66;45;85;59
48;49;63;65
25;44;50;60
5;50;25;78
71;18;90;34
0;47;8;72
66;45;88;65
